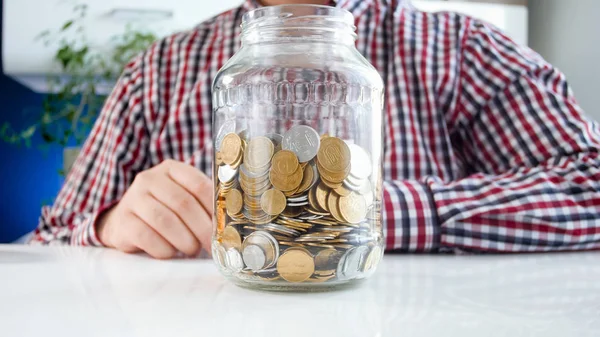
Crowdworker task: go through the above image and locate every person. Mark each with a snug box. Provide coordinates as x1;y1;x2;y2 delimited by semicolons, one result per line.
29;0;600;258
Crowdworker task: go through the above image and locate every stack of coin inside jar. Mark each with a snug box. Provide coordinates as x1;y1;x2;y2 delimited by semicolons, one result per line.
213;123;383;285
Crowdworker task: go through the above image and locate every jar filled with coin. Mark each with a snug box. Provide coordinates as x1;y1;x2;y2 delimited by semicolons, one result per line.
211;4;384;291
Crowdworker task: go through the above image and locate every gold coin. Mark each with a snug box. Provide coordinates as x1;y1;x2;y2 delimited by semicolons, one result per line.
221;225;242;250
334;184;352;197
230;149;243;169
339;192;367;224
244;136;274;169
317;160;349;184
317;137;351;173
308;185;320;210
221;133;242;165
327;192;345;223
271;150;299;176
315;182;330;211
270;164;303;192
216;200;226;234
295;163;314;194
283;185;301;197
278;241;306;248
225;189;243;216
281;206;303;217
277;248;315;283
253;215;277;225
260;189;287;216
363;245;383;272
215;151;224;166
314;248;343;270
320;178;343;190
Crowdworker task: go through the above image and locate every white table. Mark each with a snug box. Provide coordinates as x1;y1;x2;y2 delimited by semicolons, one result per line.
0;245;598;337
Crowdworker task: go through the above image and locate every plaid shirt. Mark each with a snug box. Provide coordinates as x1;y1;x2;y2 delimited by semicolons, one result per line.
31;0;600;253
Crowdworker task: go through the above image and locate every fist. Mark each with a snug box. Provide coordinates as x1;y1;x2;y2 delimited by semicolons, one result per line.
96;159;214;259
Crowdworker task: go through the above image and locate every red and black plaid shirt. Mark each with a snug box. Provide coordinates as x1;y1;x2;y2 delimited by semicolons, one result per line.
31;0;600;253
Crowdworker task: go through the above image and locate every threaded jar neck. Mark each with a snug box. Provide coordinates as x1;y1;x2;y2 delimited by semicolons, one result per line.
241;5;357;45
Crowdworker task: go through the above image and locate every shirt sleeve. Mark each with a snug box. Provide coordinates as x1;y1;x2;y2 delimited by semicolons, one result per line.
383;18;600;253
29;53;150;246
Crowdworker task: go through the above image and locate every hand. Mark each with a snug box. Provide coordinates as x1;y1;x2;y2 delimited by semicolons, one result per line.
96;159;213;259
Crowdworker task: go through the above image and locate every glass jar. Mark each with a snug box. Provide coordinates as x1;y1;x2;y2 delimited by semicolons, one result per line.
211;4;384;291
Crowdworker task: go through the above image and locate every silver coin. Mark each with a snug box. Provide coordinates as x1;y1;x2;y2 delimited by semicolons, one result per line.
218;164;238;183
348;144;372;179
212;243;228;267
343;179;363;192
287;195;308;202
215;120;236;151
344;246;369;279
265;133;283;146
240;163;270;179
287;201;309;207
299;214;323;220
242;245;267;272
248;231;280;268
336;249;352;281
226;248;244;272
282;125;320;163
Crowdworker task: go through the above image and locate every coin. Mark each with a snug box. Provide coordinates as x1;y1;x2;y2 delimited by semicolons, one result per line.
270;164;303;192
347;143;372;179
218;164;237;183
242;245;267;272
221;133;242;165
317;137;351;173
315;182;330;211
363;245;383;273
271;150;299;176
334;184;352;197
244;136;274;169
215;120;236;151
295;163;314;194
344;245;369;279
327;192;345;223
260;189;287;216
282;125;321;163
317;160;350;184
225;189;243;216
338;192;367;224
277;248;315;283
212;242;228;267
265;133;283;147
221;225;242;250
281;206;303;217
226;248;244;272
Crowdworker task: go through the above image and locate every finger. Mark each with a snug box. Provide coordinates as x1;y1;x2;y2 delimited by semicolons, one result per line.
133;192;201;256
147;176;213;254
162;160;214;215
126;211;178;259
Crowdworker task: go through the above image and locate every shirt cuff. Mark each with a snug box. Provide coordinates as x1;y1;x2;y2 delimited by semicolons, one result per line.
382;180;440;252
69;202;116;247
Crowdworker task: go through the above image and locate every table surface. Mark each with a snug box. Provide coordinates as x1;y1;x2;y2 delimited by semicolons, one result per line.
0;245;598;337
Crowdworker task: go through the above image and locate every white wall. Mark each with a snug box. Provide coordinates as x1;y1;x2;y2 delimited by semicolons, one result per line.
528;0;600;121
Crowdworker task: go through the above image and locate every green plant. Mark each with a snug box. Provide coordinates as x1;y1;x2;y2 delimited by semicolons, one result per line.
0;3;157;148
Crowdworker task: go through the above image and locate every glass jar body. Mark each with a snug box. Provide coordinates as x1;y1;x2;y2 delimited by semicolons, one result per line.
211;9;384;291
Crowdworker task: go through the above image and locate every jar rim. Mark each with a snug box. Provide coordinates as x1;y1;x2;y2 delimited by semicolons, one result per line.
242;4;355;27
241;5;357;44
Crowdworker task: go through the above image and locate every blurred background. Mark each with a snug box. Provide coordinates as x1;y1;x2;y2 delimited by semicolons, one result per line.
0;0;598;243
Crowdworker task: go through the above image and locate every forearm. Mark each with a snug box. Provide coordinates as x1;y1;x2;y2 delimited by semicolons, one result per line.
384;153;600;253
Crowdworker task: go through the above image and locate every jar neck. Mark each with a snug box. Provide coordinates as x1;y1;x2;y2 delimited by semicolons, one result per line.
241;5;357;46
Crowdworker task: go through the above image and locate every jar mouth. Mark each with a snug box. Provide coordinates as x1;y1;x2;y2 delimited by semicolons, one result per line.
241;5;357;45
